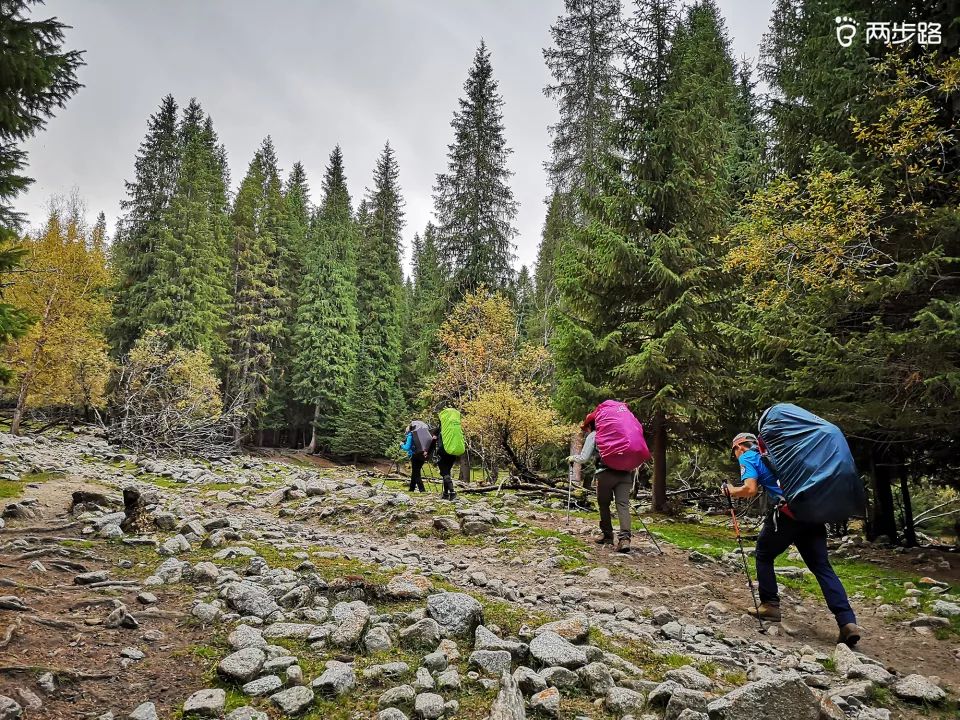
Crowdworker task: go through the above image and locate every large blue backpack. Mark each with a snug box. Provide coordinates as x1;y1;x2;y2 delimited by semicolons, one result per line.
758;403;866;524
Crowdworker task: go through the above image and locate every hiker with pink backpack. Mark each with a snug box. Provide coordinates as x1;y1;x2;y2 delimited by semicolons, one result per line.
567;400;651;553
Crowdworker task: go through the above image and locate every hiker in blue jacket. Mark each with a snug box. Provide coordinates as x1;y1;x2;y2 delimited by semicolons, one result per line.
724;432;862;647
400;422;434;493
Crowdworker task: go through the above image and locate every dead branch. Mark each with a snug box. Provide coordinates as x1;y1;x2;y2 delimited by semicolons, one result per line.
0;617;21;649
0;665;114;681
25;615;78;631
5;522;79;534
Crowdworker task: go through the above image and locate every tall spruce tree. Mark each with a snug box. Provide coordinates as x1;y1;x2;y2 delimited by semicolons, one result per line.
111;95;181;355
543;0;623;197
409;223;445;381
143;100;231;363
292;146;359;453
531;191;571;348
555;0;742;510
334;143;406;457
434;42;518;299
261;162;312;442
227;137;288;438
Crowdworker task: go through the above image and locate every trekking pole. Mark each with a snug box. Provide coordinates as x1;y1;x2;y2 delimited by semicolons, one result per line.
630;503;663;555
723;486;765;633
566;461;573;526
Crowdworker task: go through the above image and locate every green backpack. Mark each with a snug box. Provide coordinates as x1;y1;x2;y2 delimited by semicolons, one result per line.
438;407;466;457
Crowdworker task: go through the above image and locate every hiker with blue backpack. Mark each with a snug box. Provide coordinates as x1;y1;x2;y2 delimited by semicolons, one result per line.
401;420;435;493
568;401;651;554
724;403;865;647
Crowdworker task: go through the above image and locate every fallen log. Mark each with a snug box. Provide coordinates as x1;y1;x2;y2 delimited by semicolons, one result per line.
0;665;114;681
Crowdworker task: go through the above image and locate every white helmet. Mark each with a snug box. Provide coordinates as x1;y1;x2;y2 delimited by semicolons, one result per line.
731;432;758;450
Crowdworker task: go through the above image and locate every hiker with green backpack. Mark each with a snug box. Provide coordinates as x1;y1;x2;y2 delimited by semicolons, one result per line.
435;407;466;501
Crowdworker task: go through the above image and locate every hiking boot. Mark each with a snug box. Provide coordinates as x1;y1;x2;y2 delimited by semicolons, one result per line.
746;602;782;622
616;537;631;553
594;535;614;546
838;623;862;647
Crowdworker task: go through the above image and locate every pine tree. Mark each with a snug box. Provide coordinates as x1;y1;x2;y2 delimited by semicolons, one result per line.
531;192;571;348
543;0;623;197
334;143;406;457
434;42;518;299
111;95;181;355
409;223;445;380
227;137;287;437
143;100;231;364
261;162;312;442
512;265;536;342
0;0;83;242
292;146;359;453
555;0;742;510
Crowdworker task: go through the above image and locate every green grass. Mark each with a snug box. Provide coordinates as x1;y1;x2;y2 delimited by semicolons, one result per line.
0;470;64;500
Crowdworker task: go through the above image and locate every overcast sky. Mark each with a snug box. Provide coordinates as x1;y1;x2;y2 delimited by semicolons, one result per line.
19;0;774;271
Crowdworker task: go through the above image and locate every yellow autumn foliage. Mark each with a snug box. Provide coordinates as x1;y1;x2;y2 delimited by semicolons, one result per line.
3;200;113;432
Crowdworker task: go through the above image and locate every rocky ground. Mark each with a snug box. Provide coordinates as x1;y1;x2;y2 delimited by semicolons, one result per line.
0;430;957;720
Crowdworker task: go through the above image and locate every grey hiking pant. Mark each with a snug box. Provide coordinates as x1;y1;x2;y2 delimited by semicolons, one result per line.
597;468;632;540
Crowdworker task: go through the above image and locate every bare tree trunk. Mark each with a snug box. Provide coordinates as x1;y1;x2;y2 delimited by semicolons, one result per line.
569;432;582;488
651;411;668;513
899;460;917;547
304;405;320;454
459;451;470;485
868;445;898;542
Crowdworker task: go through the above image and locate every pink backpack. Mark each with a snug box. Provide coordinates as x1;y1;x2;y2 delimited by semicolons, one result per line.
589;400;650;471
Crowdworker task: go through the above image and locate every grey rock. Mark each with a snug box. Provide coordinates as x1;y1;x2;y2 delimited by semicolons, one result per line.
489;671;526;720
648;681;681;708
13;689;40;711
847;663;894;686
414;692;445;720
541;666;580;690
665;665;714;691
707;671;819;720
242;675;283;696
312;660;357;696
262;656;298;673
605;686;646;715
0;697;21;720
531;686;561;717
262;622;318;640
933;599;960;617
535;615;590;642
386;572;433;600
400;618;441;648
191;601;220;624
228;624;267;649
426;592;483;637
665;688;708;720
513;666;548;696
378;710;409;720
892;674;946;703
832;643;861;676
436;668;462;691
475;625;527;658
469;649;513;676
218;647;266;682
225;708;269;720
422;651;448;672
191;561;220;583
270;685;315;715
221;581;280;619
182;688;226;716
578;662;615;695
330;601;370;648
378;684;416;709
365;625;394;653
675;712;709;720
128;703;158;720
413;667;435;692
529;630;588;669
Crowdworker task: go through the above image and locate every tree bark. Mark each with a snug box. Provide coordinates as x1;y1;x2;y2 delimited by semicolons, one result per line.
569;433;582;489
304;405;320;454
867;445;898;542
899;460;917;547
651;411;668;512
459;451;470;485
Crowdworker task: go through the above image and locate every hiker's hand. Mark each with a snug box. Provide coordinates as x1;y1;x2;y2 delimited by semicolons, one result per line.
565;455;577;465
721;483;731;498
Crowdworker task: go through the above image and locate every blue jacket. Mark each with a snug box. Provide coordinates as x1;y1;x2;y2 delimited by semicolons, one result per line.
400;432;414;458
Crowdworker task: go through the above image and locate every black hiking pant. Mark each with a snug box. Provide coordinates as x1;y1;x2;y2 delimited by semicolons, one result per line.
409;453;426;492
756;511;856;627
437;450;457;499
